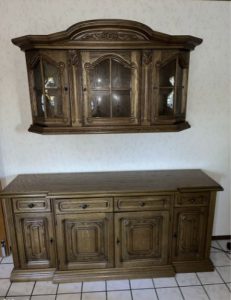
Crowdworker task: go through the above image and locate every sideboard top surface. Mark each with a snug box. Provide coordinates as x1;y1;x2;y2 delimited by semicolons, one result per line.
1;170;223;197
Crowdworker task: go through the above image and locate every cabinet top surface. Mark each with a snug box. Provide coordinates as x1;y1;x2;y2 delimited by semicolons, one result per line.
1;170;223;196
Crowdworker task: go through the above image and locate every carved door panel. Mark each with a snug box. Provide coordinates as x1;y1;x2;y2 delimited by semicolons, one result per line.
81;50;140;126
114;211;169;267
56;213;114;270
172;207;208;261
14;213;56;269
26;50;70;126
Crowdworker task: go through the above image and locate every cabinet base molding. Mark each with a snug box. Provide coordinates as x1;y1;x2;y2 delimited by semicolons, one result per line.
173;259;214;273
10;268;55;282
28;122;190;135
53;265;175;283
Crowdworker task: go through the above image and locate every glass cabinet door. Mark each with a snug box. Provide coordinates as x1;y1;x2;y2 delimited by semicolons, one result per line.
81;51;140;126
152;51;189;124
26;50;70;126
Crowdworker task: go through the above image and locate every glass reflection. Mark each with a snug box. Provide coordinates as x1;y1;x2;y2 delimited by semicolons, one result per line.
112;91;130;117
159;88;174;116
91;92;110;117
90;59;110;89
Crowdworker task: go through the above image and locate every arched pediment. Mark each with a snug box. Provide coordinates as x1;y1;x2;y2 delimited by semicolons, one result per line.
12;19;202;51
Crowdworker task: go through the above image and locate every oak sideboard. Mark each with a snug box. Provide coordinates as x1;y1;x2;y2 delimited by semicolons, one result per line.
1;170;223;282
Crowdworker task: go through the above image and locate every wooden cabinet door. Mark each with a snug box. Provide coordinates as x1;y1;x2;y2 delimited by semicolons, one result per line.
172;207;208;261
114;211;169;268
14;213;56;269
56;213;114;270
81;50;140;126
151;50;189;125
26;50;70;126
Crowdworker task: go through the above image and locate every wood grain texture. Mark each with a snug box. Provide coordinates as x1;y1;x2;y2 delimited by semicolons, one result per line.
1;170;223;196
0;182;10;256
1;170;223;283
11;19;202;135
12;19;202;51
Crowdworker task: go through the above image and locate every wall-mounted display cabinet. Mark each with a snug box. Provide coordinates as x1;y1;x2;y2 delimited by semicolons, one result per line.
12;19;202;134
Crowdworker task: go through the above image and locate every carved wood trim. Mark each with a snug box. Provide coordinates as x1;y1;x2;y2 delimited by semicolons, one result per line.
12;19;203;51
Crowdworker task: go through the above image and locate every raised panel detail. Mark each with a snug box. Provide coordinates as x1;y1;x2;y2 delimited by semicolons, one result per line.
14;213;55;269
173;208;208;261
115;211;169;267
13;198;50;213
65;220;105;261
55;197;113;214
175;192;209;207
56;213;114;270
115;195;171;211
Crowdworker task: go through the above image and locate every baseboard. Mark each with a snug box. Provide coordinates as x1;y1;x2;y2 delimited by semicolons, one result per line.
212;235;231;240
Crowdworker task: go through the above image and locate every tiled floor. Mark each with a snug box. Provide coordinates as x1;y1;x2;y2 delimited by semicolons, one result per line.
0;240;230;300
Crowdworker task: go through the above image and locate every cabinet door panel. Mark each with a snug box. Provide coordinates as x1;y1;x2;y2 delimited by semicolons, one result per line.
81;50;140;126
151;50;189;124
26;50;70;126
173;207;208;261
56;213;114;270
14;213;55;269
115;211;169;267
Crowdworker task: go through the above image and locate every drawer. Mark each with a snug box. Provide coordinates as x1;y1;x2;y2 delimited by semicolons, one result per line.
114;195;171;212
55;197;113;214
13;197;51;213
175;192;210;207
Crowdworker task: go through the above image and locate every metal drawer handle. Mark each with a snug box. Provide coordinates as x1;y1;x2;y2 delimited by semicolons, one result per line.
139;201;145;207
80;203;88;209
28;203;35;208
189;198;196;203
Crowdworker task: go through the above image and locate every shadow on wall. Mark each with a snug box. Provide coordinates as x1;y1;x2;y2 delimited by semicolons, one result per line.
13;50;31;133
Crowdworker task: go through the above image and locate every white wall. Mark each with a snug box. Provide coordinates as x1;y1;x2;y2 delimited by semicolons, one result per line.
0;0;230;235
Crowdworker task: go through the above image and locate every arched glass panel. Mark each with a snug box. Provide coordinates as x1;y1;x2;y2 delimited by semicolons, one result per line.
88;57;132;118
90;59;110;89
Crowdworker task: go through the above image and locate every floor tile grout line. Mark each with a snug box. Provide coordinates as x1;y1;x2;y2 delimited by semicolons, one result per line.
195;273;211;300
154;286;160;300
128;279;133;300
215;265;227;283
80;280;83;300
55;282;59;300
175;275;185;300
30;281;36;300
4;279;12;298
226;282;231;292
105;280;108;300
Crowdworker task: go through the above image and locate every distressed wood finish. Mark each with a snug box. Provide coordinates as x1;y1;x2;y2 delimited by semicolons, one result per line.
0;182;10;256
12;19;202;134
0;170;223;283
14;213;56;269
114;211;169;267
56;213;114;270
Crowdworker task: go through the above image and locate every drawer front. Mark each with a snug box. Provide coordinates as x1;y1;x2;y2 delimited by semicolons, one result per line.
175;192;210;207
114;195;171;212
55;197;113;214
13;198;51;213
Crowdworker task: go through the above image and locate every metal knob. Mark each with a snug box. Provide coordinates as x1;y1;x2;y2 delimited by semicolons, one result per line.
80;204;88;209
